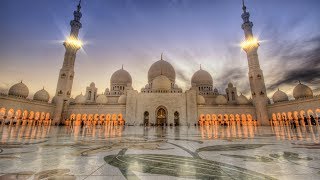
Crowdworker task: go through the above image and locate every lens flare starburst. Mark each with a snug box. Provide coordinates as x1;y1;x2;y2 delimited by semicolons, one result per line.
240;37;259;49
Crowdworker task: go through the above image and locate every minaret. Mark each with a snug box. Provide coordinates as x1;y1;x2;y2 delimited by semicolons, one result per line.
53;0;83;123
240;0;269;125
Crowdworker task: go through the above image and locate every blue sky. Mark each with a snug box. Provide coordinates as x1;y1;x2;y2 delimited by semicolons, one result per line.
0;0;319;99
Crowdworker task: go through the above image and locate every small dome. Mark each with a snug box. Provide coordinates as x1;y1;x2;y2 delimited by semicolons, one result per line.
214;88;219;93
118;94;127;104
174;84;179;89
293;82;313;99
148;59;175;83
197;95;206;105
75;93;86;104
110;68;132;86
33;88;50;102
69;98;75;104
8;81;29;98
215;95;227;105
272;89;289;103
96;94;108;104
51;96;58;104
152;75;171;91
191;69;213;87
145;84;150;89
237;94;249;105
228;82;233;88
90;82;95;87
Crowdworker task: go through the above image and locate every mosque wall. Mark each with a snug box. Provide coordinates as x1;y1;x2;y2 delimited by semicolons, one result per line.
135;93;188;125
186;90;198;125
106;96;120;104
267;96;320;118
0;95;55;114
125;90;139;125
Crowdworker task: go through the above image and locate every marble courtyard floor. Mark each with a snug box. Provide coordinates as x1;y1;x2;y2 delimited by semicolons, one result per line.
0;125;319;180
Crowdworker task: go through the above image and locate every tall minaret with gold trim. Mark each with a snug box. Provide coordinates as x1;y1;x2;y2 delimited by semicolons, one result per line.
240;0;269;125
53;0;83;123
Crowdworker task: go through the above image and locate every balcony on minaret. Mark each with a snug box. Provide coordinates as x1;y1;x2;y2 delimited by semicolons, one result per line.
64;36;82;50
241;37;259;52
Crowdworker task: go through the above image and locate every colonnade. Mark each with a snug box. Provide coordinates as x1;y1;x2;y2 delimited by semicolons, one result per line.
198;113;257;126
270;108;320;127
0;107;52;126
66;113;125;126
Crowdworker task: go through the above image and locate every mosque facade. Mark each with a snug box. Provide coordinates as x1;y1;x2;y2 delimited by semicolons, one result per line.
0;2;319;126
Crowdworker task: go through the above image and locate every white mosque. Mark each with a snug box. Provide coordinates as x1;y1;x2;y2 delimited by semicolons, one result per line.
0;1;319;126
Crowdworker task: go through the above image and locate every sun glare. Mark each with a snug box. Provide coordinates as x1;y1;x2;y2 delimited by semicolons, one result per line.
240;37;259;49
65;37;83;48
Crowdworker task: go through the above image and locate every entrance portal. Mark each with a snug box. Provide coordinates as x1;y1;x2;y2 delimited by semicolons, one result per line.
156;107;167;126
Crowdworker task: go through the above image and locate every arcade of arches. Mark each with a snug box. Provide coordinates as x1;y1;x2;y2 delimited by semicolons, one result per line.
1;106;320;128
0;107;51;126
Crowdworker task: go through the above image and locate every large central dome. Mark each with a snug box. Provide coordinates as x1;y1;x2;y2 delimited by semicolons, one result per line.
148;58;175;83
110;68;132;86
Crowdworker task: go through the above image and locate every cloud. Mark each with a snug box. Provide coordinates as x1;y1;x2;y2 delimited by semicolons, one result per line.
266;35;320;92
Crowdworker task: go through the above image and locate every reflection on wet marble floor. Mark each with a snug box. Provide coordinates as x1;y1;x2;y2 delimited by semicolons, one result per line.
0;125;319;180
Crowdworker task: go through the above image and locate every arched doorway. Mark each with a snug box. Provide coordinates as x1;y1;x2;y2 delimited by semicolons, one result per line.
156;106;167;126
144;111;149;126
174;111;179;126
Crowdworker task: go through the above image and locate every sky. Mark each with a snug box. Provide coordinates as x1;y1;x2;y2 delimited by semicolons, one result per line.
0;0;320;100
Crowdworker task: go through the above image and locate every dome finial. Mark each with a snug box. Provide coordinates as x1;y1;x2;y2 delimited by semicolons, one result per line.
77;0;82;12
298;80;301;84
277;88;279;91
242;0;247;13
161;53;163;60
43;86;45;90
200;64;202;70
121;64;123;70
20;80;23;83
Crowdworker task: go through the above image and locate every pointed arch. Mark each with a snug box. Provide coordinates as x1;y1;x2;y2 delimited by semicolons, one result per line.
224;114;229;121
88;114;94;121
287;112;293;120
45;113;50;120
35;112;40;120
293;111;299;120
307;109;314;118
241;114;246;121
94;114;99;121
281;112;287;121
106;114;111;121
0;108;6;119
230;114;235;121
211;114;217;121
205;114;211;121
15;109;22;120
300;110;306;119
81;114;87;121
76;114;81;121
70;114;76;120
22;110;28;119
28;111;35;120
40;112;46;120
235;114;240;121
